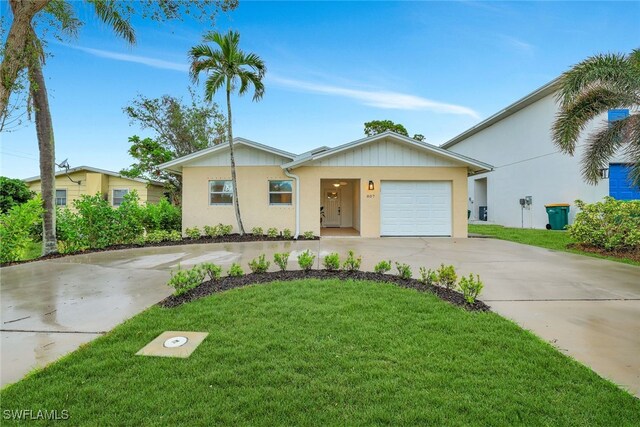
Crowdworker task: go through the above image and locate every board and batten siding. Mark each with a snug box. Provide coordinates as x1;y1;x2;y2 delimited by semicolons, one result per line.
309;139;459;168
182;145;291;167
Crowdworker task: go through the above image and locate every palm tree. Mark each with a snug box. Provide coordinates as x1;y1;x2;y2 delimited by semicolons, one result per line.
189;30;266;235
552;49;640;186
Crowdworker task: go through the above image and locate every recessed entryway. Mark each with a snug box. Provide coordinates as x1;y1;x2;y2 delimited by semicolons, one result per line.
320;179;361;236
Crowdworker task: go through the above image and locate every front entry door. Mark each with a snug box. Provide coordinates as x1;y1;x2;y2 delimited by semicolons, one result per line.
323;189;341;227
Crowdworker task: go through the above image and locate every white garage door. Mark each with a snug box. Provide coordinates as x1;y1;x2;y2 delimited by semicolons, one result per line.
380;181;452;236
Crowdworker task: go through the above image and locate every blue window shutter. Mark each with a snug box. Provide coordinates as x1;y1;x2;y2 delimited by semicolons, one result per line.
608;109;629;123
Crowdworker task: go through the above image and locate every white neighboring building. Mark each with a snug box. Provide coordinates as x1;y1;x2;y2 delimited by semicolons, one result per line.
442;78;639;229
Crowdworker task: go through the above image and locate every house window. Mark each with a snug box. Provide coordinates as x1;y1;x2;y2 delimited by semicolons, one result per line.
209;180;233;205
112;189;129;207
55;189;67;206
269;180;293;205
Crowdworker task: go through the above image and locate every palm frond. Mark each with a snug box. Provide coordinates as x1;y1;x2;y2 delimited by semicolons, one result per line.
620;113;640;186
581;118;630;184
552;87;633;155
87;0;135;45
204;73;226;102
44;0;81;38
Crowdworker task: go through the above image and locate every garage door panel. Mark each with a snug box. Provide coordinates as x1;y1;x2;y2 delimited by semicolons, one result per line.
380;181;452;236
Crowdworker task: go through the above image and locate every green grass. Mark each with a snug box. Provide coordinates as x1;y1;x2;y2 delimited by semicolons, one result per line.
469;224;640;266
2;280;638;425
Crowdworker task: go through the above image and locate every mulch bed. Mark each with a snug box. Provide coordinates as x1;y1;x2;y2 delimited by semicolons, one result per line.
0;234;318;268
567;243;640;263
159;270;491;312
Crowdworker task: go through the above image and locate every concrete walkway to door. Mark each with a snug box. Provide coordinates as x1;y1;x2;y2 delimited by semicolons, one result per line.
1;237;639;396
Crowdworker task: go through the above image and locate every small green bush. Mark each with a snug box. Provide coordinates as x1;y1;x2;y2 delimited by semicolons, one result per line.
168;230;182;241
458;274;484;304
274;252;290;271
395;262;412;280
282;228;293;239
199;262;222;281
0;197;44;262
227;262;244;277
302;231;315;240
185;227;201;239
267;227;279;238
204;223;233;237
297;250;315;271
342;250;362;271
323;252;340;270
218;224;233;236
168;265;205;296
56;207;84;254
145;230;169;243
436;264;457;289
249;254;270;273
419;267;438;286
568;197;640;250
251;226;264;236
203;225;216;237
142;198;181;232
374;260;392;274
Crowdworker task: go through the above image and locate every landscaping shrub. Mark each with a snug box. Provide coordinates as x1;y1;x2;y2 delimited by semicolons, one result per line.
297;250;315;271
199;262;222;281
458;274;484;304
374;260;392;274
0;197;44;262
205;223;233;237
251;226;264;236
168;265;205;296
168;230;182;241
248;254;270;273
436;264;458;289
0;176;34;213
282;228;293;239
74;194;118;248
56;207;85;254
142;198;181;232
302;231;315;239
395;262;412;280
113;192;145;245
342;250;362;271
568;197;640;251
145;230;170;244
419;267;438;286
185;227;201;239
267;227;279;238
273;252;290;271
323;252;340;270
227;263;244;277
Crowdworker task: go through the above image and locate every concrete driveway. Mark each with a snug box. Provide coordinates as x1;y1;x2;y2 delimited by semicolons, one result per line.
1;238;638;396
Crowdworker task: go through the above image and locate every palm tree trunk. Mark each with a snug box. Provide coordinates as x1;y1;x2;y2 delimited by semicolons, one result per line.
28;32;57;255
0;0;50;119
226;85;245;235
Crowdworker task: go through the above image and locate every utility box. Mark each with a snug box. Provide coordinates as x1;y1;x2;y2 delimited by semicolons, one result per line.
479;206;488;221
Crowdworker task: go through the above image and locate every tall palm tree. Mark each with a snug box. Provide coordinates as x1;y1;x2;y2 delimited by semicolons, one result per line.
552;49;640;186
189;30;266;235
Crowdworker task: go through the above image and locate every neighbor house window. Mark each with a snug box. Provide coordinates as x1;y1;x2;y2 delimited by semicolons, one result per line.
112;189;129;207
55;189;67;206
269;180;292;205
209;180;233;205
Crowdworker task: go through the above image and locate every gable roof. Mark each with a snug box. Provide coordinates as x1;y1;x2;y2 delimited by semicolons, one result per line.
23;166;164;186
159;137;297;173
282;131;493;173
441;77;561;149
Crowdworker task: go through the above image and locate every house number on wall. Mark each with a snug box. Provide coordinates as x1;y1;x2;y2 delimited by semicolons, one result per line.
366;194;375;199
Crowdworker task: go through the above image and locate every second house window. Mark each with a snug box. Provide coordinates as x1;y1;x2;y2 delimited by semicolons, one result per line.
269;180;292;205
210;180;233;205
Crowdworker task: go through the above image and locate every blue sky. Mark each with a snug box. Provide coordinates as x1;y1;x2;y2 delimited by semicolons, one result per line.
1;1;638;179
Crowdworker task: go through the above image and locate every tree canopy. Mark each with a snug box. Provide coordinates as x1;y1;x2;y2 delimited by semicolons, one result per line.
0;176;34;213
364;120;426;142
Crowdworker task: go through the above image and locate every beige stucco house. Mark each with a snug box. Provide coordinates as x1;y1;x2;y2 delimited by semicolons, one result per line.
160;132;492;238
24;166;166;209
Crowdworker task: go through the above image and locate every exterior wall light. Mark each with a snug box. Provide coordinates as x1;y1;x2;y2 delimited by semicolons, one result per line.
368;180;374;190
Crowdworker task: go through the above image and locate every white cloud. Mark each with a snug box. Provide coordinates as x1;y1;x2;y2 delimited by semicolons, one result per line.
66;45;188;72
501;35;534;54
268;75;479;118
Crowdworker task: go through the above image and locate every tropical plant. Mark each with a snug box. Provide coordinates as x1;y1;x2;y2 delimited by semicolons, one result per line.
251;226;264;236
185;227;201;239
374;260;392;274
168;265;206;296
297;250;315;271
395;262;412;280
552;49;640;186
323;252;340;271
436;264;458;289
419;267;438;286
273;252;290;271
189;30;266;235
227;262;244;277
302;231;315;240
458;274;484;304
199;262;222;281
282;228;293;239
0;197;44;262
266;227;279;238
248;254;270;274
342;250;362;272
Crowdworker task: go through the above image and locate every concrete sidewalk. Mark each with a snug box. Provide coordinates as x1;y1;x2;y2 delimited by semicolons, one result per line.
1;238;639;396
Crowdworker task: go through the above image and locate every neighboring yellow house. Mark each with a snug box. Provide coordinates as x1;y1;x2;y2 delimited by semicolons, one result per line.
160;132;492;238
24;166;166;209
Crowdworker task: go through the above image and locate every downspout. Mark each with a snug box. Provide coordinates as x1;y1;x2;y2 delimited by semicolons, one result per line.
283;168;300;239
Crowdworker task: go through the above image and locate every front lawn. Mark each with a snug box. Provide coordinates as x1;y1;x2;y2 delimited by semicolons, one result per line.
469;224;640;266
2;280;638;425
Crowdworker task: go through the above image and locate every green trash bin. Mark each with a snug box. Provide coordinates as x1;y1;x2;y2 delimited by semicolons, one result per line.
545;203;570;230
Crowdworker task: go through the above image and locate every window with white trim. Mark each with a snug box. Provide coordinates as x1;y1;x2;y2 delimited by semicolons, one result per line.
209;180;233;205
112;189;129;206
269;180;293;205
55;189;67;206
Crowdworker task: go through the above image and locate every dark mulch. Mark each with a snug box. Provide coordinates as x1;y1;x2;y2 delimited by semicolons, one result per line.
568;243;640;263
159;270;491;312
0;234;319;268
